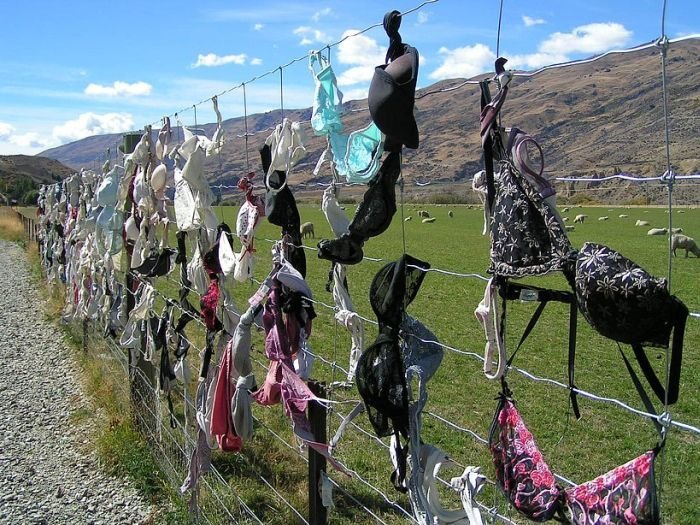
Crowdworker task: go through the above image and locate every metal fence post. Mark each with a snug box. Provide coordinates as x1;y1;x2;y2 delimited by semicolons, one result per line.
308;380;328;525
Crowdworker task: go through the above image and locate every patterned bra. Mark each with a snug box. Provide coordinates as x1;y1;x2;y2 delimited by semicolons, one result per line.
489;393;660;524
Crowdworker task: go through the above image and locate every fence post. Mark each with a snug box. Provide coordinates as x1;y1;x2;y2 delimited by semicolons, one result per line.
82;318;89;353
308;380;328;525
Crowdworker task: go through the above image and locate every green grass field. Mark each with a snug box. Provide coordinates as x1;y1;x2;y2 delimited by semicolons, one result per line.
15;201;700;523
169;202;699;524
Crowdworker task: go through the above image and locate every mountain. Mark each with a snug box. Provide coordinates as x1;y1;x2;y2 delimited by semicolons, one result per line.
0;155;74;204
40;40;700;204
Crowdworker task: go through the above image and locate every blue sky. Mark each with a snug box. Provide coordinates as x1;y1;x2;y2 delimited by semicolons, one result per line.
0;0;698;156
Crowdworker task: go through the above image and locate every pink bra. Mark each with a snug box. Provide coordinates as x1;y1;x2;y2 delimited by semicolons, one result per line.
489;392;660;524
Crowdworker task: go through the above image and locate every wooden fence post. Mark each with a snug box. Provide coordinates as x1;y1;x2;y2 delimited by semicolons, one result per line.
308;381;328;525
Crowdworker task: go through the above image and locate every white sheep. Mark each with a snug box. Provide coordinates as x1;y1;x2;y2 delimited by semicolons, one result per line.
565;225;575;231
647;227;668;236
672;234;700;257
635;220;650;227
598;216;609;221
562;217;569;222
418;210;430;218
573;214;587;224
300;222;315;239
404;216;413;222
671;227;683;234
448;210;454;218
562;207;570;213
619;214;629;218
422;217;436;224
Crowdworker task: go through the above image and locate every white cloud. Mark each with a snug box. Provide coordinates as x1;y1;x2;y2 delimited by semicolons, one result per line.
52;112;134;144
250;57;263;66
337;30;385;67
429;43;496;81
508;22;633;69
341;87;369;102
0;123;53;150
253;23;264;31
540;22;632;55
8;132;50;149
334;30;387;86
507;51;568;70
84;80;152;97
417;12;429;25
192;53;248;67
293;26;331;46
523;15;546;27
430;22;633;77
312;7;332;22
334;30;386;86
0;122;15;139
336;66;375;87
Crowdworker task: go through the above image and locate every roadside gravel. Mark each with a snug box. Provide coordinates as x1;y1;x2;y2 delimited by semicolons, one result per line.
0;240;153;525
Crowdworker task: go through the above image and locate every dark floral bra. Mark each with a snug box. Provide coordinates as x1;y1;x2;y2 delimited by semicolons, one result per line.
489;393;660;524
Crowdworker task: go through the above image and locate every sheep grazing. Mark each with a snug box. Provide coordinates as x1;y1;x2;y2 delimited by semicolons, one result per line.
300;221;315;239
619;214;629;218
562;207;570;213
565;225;575;231
573;214;587;224
448;210;454;218
647;227;668;236
598;216;609;221
671;227;683;234
672;234;700;257
418;210;430;218
404;216;413;222
635;220;650;227
422;217;436;224
562;217;569;222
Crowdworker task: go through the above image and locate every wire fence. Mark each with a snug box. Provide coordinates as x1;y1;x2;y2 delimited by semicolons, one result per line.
17;175;700;525
15;1;700;523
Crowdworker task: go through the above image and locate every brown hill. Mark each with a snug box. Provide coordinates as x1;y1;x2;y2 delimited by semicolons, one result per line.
40;39;700;204
0;155;74;204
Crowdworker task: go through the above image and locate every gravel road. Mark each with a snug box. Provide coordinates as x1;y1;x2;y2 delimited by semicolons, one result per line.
0;240;153;525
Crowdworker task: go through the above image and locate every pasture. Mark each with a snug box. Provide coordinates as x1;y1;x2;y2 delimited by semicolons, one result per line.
198;202;700;524
21;202;700;523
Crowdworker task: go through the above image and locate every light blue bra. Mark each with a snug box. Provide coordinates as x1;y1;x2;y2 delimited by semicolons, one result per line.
310;52;344;136
309;52;384;184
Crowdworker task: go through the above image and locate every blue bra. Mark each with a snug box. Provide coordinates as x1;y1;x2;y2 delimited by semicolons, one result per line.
309;52;384;184
310;52;344;136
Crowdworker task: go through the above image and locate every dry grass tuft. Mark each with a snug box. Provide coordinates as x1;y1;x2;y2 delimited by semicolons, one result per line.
0;207;25;242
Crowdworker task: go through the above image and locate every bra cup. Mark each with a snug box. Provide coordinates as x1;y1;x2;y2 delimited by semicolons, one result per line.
308;53;385;182
564;450;659;525
489;398;563;521
345;123;384;183
368;45;419;150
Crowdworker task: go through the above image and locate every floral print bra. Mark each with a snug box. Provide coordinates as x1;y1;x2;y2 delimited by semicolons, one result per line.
489;394;660;524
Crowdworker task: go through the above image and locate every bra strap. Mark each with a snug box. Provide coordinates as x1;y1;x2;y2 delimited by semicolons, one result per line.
619;345;663;438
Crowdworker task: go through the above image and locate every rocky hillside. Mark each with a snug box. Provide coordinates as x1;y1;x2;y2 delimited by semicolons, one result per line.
0;155;74;204
40;40;700;204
